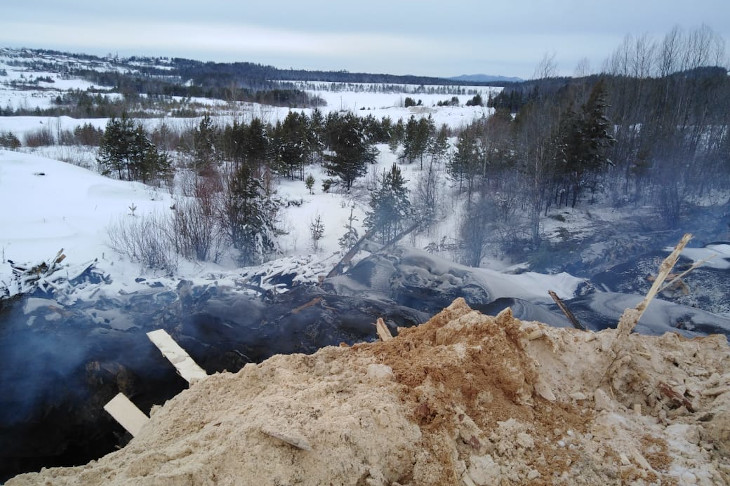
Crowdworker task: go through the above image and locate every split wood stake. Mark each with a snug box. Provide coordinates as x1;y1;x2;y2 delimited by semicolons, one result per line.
376;317;393;341
658;254;715;294
597;233;692;391
615;233;692;340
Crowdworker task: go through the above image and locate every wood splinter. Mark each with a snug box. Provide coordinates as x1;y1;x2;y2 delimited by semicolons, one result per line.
260;426;312;451
375;317;393;341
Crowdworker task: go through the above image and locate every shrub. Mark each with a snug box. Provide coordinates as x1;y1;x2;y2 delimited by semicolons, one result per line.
24;126;55;147
171;198;224;262
74;123;104;146
0;131;21;149
106;213;178;274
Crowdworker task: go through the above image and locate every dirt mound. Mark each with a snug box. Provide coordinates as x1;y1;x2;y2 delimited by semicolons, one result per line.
8;299;730;485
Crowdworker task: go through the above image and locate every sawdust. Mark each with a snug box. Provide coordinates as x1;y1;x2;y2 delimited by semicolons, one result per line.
8;298;730;486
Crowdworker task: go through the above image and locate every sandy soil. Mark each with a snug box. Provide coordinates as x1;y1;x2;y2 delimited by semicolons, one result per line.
8;298;730;485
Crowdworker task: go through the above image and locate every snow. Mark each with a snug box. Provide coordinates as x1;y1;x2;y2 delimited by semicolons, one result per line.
0;116;107;139
0;142;586;309
0;149;174;294
0;49;598;307
674;243;730;270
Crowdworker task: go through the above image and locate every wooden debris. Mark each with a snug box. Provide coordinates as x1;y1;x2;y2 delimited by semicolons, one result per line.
658;253;715;294
326;228;377;278
103;393;150;437
375;317;393;341
615;233;692;340
147;329;208;384
658;382;695;412
290;297;322;314
260;425;312;451
702;386;730;397
548;290;585;331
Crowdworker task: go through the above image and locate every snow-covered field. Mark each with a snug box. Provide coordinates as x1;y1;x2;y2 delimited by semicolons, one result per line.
3;47;728;310
0;145;584;304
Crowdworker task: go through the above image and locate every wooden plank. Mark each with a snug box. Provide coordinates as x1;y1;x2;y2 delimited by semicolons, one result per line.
147;329;208;384
103;393;149;437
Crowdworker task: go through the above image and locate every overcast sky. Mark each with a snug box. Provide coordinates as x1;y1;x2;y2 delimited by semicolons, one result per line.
2;1;729;79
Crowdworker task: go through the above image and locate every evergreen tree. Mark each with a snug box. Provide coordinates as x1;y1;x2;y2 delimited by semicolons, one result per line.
192;113;217;174
553;80;615;207
338;206;360;251
309;214;325;252
221;119;248;167
428;124;450;165
275;111;310;180
323;113;376;191
447;127;481;198
364;163;412;244
305;174;315;194
307;108;326;163
389;118;405;154
97;114;170;184
401;115;434;168
222;163;278;265
245;117;270;171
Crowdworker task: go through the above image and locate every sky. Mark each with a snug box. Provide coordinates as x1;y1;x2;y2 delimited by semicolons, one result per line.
1;0;729;79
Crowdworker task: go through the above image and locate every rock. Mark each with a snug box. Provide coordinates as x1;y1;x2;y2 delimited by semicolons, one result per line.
367;363;394;381
594;388;615;411
467;455;500;486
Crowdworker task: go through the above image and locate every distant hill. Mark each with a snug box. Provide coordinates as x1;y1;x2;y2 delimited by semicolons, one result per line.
449;74;523;83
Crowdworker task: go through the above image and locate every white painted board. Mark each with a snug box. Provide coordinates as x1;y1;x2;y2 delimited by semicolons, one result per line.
103;393;149;437
147;329;208;383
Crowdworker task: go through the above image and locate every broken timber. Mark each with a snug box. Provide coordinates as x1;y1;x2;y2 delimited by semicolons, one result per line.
325;222;420;279
103;393;150;437
147;329;208;384
548;290;585;331
375;317;393;341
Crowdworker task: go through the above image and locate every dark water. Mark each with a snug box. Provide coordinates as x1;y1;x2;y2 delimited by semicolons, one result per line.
1;245;729;482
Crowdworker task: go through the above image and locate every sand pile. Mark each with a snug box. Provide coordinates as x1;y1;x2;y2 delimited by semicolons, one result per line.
8;298;730;485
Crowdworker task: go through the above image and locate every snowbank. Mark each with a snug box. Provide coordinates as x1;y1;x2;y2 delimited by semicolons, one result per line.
8;299;729;485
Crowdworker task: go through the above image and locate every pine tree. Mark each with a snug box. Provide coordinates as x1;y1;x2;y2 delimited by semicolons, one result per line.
338;206;360;251
323;113;376;191
309;214;325;252
401;115;434;168
97;114;170;184
275;111;311;180
364;163;412;244
447;127;481;199
192;113;217;174
222;163;278;265
554;80;615;207
305;174;315;194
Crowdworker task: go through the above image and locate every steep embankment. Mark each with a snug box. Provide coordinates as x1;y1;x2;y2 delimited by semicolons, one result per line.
8;299;730;485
